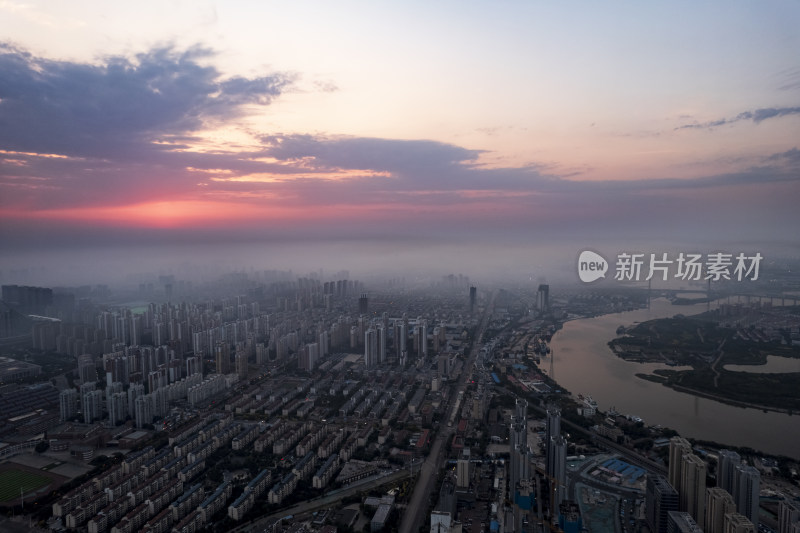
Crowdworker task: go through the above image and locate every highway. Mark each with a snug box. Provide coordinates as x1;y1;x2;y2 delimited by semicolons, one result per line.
399;291;496;533
234;468;410;533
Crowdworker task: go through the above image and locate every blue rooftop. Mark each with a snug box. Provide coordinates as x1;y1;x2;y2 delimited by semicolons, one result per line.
601;458;645;481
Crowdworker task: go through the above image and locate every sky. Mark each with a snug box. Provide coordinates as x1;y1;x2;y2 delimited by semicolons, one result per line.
1;1;799;283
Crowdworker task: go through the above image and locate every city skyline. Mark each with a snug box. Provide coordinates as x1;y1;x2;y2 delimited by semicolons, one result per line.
1;6;798;527
1;2;799;284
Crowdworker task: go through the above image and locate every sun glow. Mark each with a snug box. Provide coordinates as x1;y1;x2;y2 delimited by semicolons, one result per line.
1;200;292;228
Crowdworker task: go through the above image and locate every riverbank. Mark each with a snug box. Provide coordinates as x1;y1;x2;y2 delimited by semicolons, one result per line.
635;373;797;415
608;315;800;412
548;297;800;459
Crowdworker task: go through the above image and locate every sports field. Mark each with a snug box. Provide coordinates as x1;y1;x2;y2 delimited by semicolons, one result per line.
0;468;52;502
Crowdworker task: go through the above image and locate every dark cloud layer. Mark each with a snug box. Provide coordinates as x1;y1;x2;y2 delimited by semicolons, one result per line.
0;44;295;207
676;105;800;130
263;134;483;174
0;43;291;158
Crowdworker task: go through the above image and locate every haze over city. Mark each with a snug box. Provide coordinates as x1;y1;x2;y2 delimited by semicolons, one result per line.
2;5;800;533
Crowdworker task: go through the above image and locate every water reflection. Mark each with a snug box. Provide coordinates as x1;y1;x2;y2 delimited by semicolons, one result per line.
722;355;800;374
548;298;800;458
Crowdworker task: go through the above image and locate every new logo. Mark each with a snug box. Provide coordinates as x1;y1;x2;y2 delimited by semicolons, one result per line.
578;250;608;283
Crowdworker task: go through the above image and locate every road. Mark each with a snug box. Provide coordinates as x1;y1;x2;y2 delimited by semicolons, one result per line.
398;291;496;533
234;469;409;533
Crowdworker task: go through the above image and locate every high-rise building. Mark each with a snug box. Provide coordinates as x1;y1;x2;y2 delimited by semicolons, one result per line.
680;454;706;523
298;344;317;372
545;406;561;477
508;400;536;533
215;342;230;375
512;479;535;533
376;325;386;364
395;322;407;362
667;511;703;533
115;313;129;345
669;437;692;490
733;465;760;528
127;383;144;418
416;320;428;356
724;512;755;533
148;369;166;393
134;394;153;429
79;380;95;399
509;399;529;491
129;315;142;346
431;480;456;533
235;350;248;378
551;435;568;509
779;500;800;533
77;353;96;384
365;328;378;369
192;330;205;355
103;351;129;387
718;450;742;495
108;391;127;426
106;381;123;421
186;355;201;377
469;286;477;314
438;354;450;379
82;389;102;424
558;500;582;533
1;284;53;315
536;284;549;314
308;342;319;369
255;342;268;365
471;395;484;421
646;475;680;533
706;487;736;533
318;331;329;357
359;293;369;315
59;388;78;422
456;448;470;489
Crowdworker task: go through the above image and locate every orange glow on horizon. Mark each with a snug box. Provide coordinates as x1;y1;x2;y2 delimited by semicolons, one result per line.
1;200;294;228
0;194;531;228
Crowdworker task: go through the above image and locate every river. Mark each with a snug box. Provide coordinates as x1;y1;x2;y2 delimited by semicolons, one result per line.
547;298;800;459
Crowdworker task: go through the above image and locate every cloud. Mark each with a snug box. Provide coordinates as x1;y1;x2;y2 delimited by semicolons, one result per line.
777;68;800;91
675;105;800;130
765;147;800;168
262;134;483;175
740;107;800;123
0;45;798;252
137;142;800;223
0;43;292;158
0;43;296;208
312;80;339;93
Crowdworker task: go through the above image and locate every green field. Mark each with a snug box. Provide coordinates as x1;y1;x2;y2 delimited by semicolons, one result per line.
0;469;52;502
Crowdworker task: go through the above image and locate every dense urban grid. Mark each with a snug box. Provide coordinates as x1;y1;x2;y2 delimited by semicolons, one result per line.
0;266;799;533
